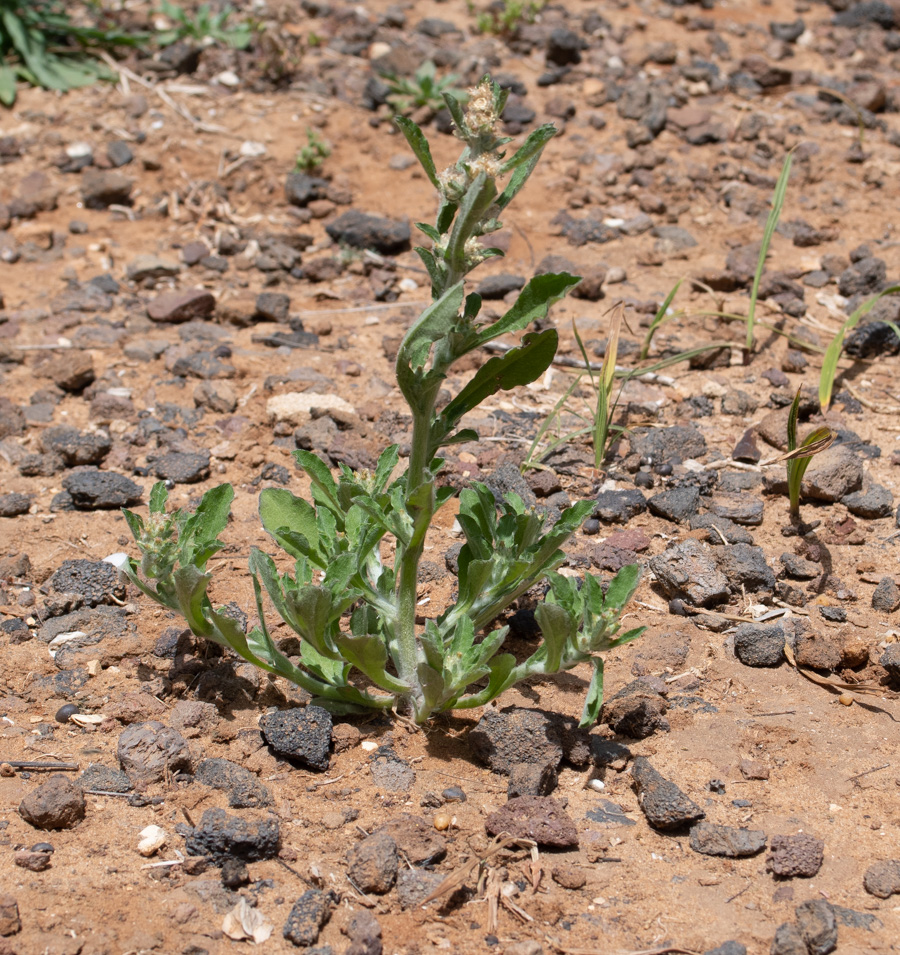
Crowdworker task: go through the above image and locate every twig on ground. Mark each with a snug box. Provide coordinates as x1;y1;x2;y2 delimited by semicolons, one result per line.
847;763;890;783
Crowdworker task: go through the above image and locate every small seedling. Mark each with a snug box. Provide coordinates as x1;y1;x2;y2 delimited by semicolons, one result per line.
574;308;625;471
295;128;330;174
380;60;466;116
746;151;793;354
640;279;683;361
0;0;142;106
124;76;645;726
784;388;835;520
156;0;252;49
470;0;545;36
818;285;900;412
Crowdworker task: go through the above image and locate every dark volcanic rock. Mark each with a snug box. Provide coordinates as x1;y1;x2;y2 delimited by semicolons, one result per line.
41;425;110;466
47;559;124;606
734;623;785;667
594;488;647;523
508;761;558;797
82;168;133;208
795;900;837;955
185;808;280;861
0;492;30;517
600;679;669;739
771;923;807;955
844;483;893;518
282;889;334;946
468;706;588;774
325;210;410;255
369;746;416;792
689;821;766;857
712;544;776;595
647;486;700;523
485;796;578;848
631;756;704;830
285;173;328;207
196;758;271;809
766;832;824;878
648;539;730;607
260;705;332;771
153;451;210;484
62;469;143;509
879;644;900;680
18;775;85;830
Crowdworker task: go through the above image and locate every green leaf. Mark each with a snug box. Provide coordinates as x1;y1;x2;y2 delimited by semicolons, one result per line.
443;93;467;134
579;658;605;728
398;281;465;370
416;221;441;242
414;247;444;292
373;445;400;492
499;124;556;176
534;602;574;673
121;508;144;540
293;449;340;510
395;116;440;189
440;328;558;427
787;387;801;453
178;484;234;568
149;482;168;514
603;564;642;611
259;488;319;557
476;273;580;346
440;428;479;447
337;633;408;694
0;63;17;106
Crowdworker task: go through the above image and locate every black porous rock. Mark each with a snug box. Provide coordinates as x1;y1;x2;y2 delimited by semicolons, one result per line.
0;492;31;517
184;807;280;861
844;321;900;358
771;923;807;955
631;756;704;830
79;764;132;793
872;577;900;613
260;705;332;771
62;468;143;509
47;559;124;607
283;889;335;946
703;944;746;955
843;483;893;519
734;623;785;667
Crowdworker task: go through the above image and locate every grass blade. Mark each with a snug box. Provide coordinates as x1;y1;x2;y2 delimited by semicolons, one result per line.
746;151;794;353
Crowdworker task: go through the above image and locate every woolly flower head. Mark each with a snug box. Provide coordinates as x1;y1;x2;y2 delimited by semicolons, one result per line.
465;80;498;132
466;154;502;180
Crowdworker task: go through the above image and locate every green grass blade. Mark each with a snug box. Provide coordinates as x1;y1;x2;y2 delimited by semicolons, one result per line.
640;278;682;360
746;152;793;352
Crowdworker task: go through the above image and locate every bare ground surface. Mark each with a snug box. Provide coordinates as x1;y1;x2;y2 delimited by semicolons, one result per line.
1;1;900;954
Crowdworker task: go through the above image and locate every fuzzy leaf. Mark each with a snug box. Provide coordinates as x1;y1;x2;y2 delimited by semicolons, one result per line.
476;273;580;346
604;564;642;611
440;329;558;427
579;658;605;728
395;116;440;187
445;173;497;275
149;482;169;514
259;488;319;557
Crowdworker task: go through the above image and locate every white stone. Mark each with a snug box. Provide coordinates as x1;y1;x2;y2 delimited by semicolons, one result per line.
266;392;355;426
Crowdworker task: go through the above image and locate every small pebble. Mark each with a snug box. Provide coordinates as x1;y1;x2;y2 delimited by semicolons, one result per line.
433;811;452;831
55;704;80;724
838;693;854;706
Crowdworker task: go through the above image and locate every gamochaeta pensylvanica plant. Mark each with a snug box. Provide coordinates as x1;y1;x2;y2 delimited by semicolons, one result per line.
122;76;645;725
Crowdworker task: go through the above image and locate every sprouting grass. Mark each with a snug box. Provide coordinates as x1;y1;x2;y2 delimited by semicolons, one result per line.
746;151;794;353
784;388;835;519
640;278;683;361
818;285;900;412
295;128;330;174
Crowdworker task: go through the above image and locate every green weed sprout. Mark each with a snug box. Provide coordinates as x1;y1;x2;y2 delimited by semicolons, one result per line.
123;76;645;726
746;151;793;354
295;128;330;174
640;279;683;361
471;0;546;36
0;1;143;106
784;388;835;520
818;285;900;412
156;1;252;49
380;61;466;116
